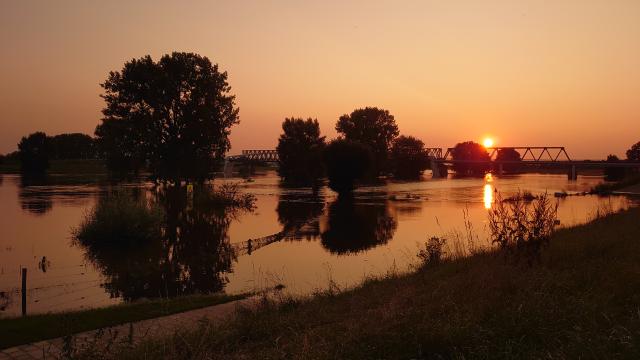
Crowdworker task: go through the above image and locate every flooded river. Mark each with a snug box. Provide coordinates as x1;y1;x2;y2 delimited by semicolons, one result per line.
0;172;634;317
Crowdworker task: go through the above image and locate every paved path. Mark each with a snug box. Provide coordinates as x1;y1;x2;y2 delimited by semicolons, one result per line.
0;297;256;360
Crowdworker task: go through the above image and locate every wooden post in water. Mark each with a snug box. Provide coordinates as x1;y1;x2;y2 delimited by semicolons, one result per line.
21;267;27;316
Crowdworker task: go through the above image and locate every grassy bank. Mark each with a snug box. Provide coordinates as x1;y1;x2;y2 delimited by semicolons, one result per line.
592;174;640;194
111;207;640;359
0;293;247;349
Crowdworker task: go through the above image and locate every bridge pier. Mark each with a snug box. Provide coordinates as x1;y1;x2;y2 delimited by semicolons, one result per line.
498;163;504;175
431;159;447;178
568;165;577;181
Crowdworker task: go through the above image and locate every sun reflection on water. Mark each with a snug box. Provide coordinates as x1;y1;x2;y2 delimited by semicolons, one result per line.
483;173;493;209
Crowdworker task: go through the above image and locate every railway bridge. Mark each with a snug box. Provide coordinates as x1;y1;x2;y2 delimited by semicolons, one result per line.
428;146;640;180
227;147;640;180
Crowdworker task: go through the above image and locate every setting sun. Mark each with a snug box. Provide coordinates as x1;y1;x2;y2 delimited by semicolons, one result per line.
483;138;494;148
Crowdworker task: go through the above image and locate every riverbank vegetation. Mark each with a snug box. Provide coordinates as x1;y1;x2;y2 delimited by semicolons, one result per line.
0;293;246;349
96;206;640;359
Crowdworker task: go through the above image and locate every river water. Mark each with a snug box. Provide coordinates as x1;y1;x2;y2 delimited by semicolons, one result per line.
0;171;634;317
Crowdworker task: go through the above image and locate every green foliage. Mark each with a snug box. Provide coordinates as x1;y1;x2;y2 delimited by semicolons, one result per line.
336;107;399;174
276;117;325;184
17;131;50;174
389;135;430;179
96;52;239;182
322;139;373;195
451;141;491;176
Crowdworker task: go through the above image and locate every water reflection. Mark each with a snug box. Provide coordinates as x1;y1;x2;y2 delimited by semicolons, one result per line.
320;198;398;255
75;187;240;301
483;184;493;209
276;190;324;241
17;175;98;215
483;173;494;209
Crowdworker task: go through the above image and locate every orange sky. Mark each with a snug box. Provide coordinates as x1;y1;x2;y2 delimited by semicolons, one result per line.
1;0;639;158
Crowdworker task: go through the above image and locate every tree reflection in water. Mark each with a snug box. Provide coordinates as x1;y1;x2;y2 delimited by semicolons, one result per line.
276;189;325;241
320;197;397;255
74;186;251;301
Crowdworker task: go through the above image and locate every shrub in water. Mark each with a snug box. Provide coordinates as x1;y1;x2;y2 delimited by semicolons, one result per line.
488;191;558;264
74;194;163;247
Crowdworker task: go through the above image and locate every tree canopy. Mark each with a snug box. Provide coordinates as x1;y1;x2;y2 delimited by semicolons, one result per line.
627;142;640;161
451;141;491;176
96;52;239;183
276;118;325;184
389;135;430;179
18;132;49;174
323;139;372;196
335;107;399;175
495;148;522;173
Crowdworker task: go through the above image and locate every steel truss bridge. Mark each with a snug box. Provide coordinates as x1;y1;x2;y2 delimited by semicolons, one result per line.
429;146;640;180
227;147;640;180
227;150;279;162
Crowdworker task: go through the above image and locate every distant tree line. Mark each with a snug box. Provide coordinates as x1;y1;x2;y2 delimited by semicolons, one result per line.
5;50;640;190
6;132;97;174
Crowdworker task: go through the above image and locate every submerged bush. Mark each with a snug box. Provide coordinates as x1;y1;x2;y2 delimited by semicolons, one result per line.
488;191;558;264
74;193;163;247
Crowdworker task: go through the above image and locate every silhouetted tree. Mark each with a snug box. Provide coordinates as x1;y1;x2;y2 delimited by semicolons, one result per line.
451;141;491;176
48;133;96;159
276;118;326;184
323;139;373;196
97;52;239;183
95;118;145;177
604;155;627;181
627;142;640;161
495;148;522;173
389;135;430;179
18;132;49;174
320;198;397;255
336;107;399;175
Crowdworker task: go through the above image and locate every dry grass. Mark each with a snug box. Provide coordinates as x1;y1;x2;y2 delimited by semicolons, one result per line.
84;207;640;359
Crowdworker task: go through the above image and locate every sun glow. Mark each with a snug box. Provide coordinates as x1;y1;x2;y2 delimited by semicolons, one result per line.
483;137;494;148
483;184;493;209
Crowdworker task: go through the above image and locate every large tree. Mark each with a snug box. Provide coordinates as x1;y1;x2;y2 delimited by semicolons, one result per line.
451;141;491;176
389;135;430;179
495;148;522;173
96;52;239;183
323;139;372;196
18;132;49;174
627;141;640;161
335;107;399;174
276;118;325;184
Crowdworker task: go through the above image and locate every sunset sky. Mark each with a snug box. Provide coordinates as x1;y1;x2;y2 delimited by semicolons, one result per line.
1;0;639;158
